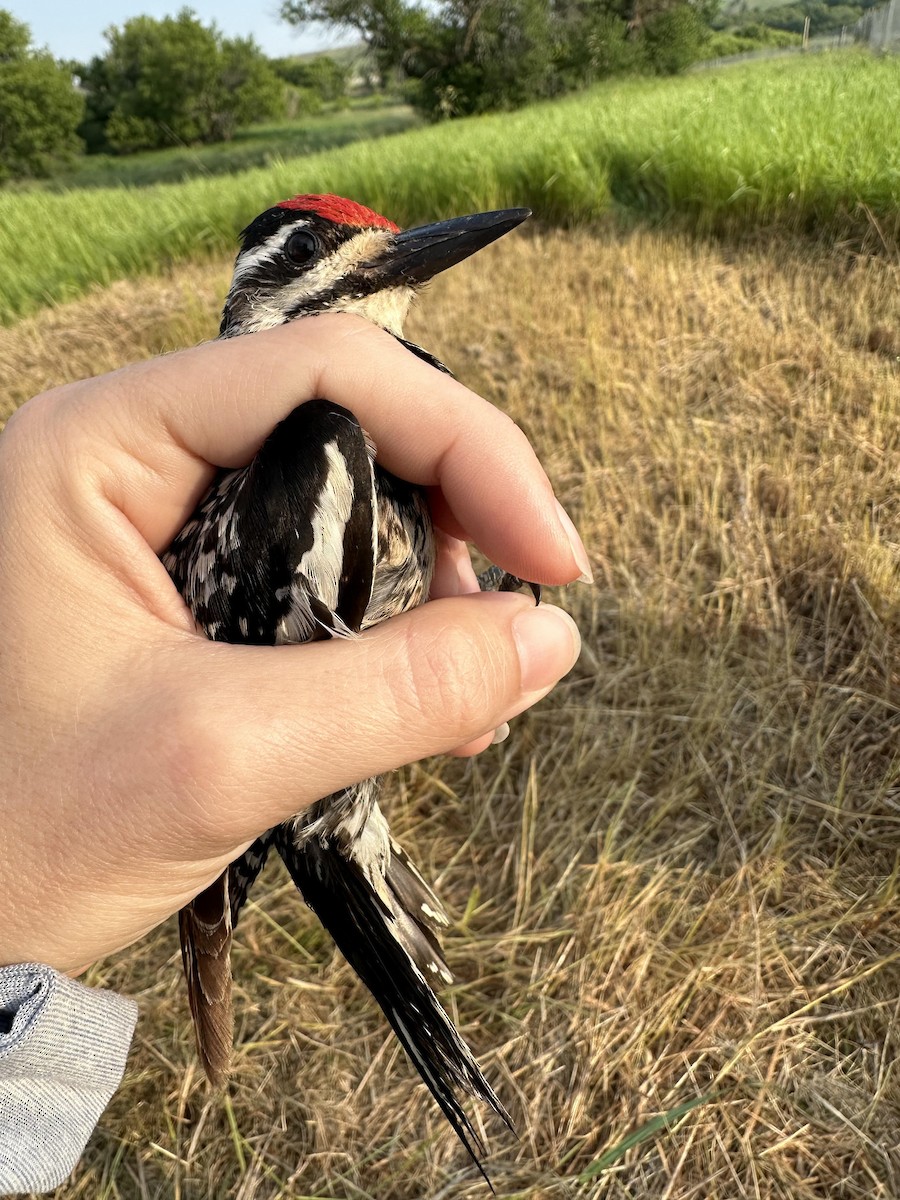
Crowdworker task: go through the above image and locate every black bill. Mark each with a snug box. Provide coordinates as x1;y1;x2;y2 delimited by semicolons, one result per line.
375;208;531;285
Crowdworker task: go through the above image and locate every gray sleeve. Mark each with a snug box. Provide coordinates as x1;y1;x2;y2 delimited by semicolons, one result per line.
0;963;138;1195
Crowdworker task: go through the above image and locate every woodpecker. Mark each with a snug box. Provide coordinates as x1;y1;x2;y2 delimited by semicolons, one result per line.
162;194;535;1173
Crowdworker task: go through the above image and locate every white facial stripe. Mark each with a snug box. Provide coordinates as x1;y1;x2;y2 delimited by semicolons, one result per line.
289;226;393;300
231;218;311;285
229;301;298;334
232;222;391;293
230;224;415;335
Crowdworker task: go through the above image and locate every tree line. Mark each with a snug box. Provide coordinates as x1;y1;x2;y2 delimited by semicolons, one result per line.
0;9;355;182
282;0;721;118
3;0;745;184
717;0;880;36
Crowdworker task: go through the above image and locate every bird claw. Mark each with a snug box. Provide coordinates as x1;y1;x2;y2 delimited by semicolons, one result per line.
477;565;541;604
498;573;541;604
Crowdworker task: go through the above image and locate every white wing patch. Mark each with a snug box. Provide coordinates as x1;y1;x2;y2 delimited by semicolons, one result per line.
298;439;354;605
274;439;356;645
348;801;392;883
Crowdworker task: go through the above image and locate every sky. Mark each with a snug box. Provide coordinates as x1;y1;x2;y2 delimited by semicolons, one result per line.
14;0;352;62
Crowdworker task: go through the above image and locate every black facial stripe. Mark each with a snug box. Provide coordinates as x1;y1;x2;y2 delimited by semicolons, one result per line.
235;210;374;299
239;207;363;258
222;264;379;337
223;211;398;335
282;274;373;322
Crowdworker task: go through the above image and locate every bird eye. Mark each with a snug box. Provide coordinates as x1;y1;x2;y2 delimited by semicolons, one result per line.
284;230;319;267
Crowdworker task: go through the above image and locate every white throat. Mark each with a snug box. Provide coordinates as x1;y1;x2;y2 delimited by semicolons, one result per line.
332;286;414;336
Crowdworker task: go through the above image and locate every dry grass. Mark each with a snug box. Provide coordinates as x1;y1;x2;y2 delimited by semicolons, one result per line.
2;228;899;1199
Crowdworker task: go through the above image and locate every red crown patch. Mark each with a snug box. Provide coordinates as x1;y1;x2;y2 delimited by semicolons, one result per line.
277;194;399;232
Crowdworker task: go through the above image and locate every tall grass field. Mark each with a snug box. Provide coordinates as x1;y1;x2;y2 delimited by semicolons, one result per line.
0;53;897;322
32;105;418;191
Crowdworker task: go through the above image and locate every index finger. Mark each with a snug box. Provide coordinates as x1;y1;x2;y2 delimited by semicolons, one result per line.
56;313;588;585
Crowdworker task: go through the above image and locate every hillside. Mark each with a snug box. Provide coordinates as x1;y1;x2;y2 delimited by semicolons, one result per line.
36;106;418;191
0;54;896;323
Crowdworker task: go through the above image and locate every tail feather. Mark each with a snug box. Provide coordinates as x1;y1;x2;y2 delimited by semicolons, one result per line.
179;872;233;1086
275;831;512;1179
384;839;453;987
180;834;274;1085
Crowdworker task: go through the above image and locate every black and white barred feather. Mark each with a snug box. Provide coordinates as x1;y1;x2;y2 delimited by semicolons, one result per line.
163;194;534;1180
163;351;514;1174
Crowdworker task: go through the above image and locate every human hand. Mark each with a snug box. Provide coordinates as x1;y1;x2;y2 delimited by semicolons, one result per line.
0;314;583;972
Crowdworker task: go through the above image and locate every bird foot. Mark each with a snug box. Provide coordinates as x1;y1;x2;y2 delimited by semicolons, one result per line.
477;565;541;604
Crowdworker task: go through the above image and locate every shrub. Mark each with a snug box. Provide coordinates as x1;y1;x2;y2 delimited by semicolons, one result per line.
0;11;84;182
76;10;285;154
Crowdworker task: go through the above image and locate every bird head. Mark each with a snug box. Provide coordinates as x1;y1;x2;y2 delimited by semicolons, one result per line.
220;193;530;339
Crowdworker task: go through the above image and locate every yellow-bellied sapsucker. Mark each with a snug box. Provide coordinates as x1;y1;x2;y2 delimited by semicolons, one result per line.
162;194;535;1172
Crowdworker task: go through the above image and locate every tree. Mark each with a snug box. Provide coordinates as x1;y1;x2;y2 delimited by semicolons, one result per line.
272;53;350;102
282;0;431;81
76;9;285;154
409;0;560;117
0;9;29;59
282;0;718;118
218;35;288;138
643;4;708;72
0;11;84;182
283;0;562;117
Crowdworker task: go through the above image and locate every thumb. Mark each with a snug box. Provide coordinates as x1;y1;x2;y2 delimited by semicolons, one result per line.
174;591;580;847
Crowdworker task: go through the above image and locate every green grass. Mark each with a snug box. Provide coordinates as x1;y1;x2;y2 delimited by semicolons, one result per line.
1;53;896;323
31;105;419;190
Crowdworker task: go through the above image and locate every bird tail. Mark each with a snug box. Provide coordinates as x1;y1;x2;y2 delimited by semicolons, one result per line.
180;834;275;1085
179;872;234;1087
275;827;512;1179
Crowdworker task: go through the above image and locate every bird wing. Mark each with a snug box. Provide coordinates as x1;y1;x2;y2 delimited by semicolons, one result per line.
228;833;277;928
392;335;454;376
163;399;378;1084
164;398;377;644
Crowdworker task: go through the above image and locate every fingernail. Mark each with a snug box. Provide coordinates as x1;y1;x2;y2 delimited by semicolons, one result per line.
492;722;511;744
554;500;593;584
513;605;581;694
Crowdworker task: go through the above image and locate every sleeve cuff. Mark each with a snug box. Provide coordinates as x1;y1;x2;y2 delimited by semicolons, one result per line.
0;962;138;1194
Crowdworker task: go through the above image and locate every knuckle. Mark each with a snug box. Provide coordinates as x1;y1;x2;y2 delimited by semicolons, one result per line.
149;686;238;837
0;400;57;517
1;387;82;489
400;614;504;737
0;402;26;442
497;409;535;454
1;391;51;452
